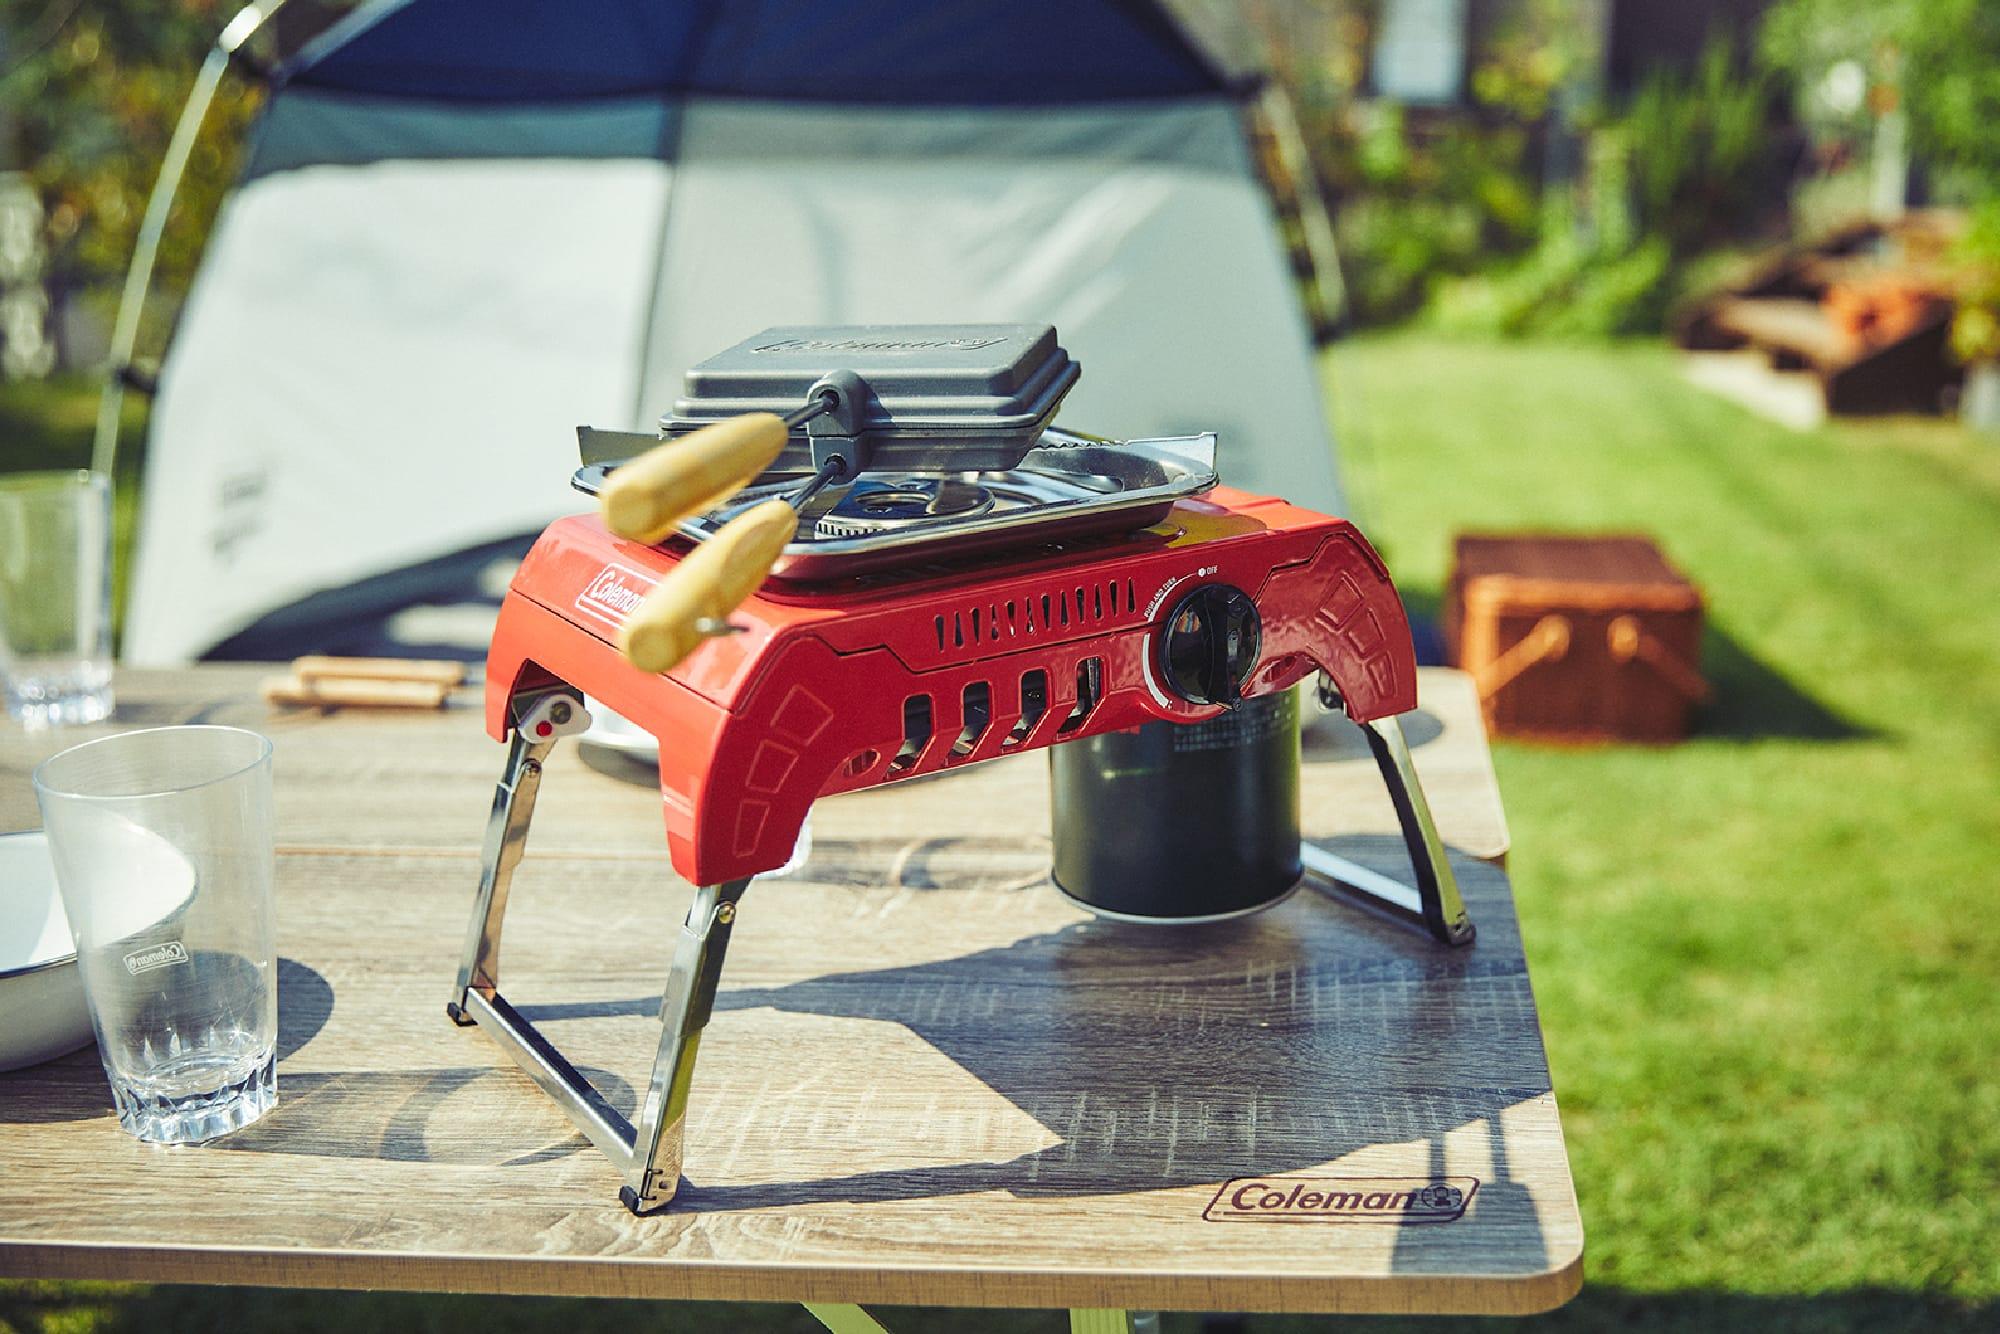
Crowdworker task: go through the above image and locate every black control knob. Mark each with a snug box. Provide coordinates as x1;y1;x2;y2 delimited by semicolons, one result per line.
1158;584;1262;706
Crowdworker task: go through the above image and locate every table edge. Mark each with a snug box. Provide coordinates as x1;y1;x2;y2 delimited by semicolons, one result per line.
0;1237;1583;1316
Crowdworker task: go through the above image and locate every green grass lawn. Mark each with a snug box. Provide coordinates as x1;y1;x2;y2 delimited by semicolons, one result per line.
1325;336;2000;1330
4;341;1997;1331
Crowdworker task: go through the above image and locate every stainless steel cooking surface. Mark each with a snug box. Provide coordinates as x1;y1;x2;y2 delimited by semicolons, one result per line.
570;429;1218;580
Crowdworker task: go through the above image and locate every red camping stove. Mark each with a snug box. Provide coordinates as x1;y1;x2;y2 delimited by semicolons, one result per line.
447;327;1472;1214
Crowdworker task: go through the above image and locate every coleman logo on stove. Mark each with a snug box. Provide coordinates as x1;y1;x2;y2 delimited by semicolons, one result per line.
752;335;1006;354
1202;1176;1477;1224
575;563;656;627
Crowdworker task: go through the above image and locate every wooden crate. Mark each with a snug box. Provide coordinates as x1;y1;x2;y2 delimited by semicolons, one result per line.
1444;533;1708;743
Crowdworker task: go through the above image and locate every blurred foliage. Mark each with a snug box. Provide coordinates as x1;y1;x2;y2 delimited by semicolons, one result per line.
1760;0;2000;201
1758;0;2000;365
1262;1;1568;326
1620;41;1781;257
1259;2;1784;335
1;0;260;302
1947;203;2000;365
1429;38;1785;340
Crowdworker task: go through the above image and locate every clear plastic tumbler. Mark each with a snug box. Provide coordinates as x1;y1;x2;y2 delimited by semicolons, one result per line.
33;726;278;1144
0;470;114;728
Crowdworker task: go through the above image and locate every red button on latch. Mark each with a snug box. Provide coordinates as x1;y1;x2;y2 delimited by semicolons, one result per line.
535;721;553;737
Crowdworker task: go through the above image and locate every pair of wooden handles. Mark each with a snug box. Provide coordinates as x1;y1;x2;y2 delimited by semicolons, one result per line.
597;415;800;674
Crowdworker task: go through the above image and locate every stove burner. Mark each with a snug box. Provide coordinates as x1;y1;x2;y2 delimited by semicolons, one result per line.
814;478;998;538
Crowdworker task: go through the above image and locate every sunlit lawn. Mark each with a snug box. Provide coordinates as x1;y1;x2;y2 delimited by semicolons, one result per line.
1322;335;2000;1331
3;340;1997;1331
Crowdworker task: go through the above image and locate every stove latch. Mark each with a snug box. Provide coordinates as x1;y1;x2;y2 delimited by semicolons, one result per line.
513;690;591;742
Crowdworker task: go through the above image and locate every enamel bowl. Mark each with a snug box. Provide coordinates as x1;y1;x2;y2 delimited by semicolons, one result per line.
0;831;94;1072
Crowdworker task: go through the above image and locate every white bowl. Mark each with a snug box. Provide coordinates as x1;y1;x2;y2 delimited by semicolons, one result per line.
578;696;660;763
0;830;95;1072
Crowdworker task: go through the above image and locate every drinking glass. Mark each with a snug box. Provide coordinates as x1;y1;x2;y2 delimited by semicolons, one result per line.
34;726;278;1144
0;470;113;728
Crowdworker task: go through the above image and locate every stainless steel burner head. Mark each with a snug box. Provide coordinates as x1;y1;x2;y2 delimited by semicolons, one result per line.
567;429;1219;581
814;478;997;538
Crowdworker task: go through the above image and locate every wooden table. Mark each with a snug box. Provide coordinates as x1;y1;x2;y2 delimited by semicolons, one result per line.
0;666;1578;1322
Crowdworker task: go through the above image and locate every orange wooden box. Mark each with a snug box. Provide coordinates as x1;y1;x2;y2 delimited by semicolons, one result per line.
1444;533;1708;743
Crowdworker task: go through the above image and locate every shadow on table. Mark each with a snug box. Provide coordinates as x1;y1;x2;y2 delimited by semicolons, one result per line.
20;835;1553;1275
214;1065;627;1168
0;957;334;1125
543;834;1552;1276
1301;703;1445;761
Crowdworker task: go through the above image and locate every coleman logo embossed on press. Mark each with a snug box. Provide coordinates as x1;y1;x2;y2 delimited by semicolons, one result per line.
574;563;655;628
1202;1176;1478;1224
751;335;1005;355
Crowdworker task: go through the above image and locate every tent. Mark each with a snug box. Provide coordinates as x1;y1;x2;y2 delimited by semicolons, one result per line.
113;0;1347;665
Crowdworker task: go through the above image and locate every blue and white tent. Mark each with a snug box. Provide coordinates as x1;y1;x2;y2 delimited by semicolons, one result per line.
120;0;1345;663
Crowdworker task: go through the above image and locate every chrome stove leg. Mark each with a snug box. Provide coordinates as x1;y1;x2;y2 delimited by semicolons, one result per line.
448;689;746;1212
1361;713;1475;946
622;875;755;1214
448;723;555;1022
1301;696;1475;947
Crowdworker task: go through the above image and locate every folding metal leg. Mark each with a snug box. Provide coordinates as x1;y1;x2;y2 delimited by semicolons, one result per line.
448;722;554;1021
1302;696;1476;947
446;689;755;1213
621;875;754;1213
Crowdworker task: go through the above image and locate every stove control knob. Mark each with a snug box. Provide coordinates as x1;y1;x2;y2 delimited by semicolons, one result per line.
1158;584;1262;706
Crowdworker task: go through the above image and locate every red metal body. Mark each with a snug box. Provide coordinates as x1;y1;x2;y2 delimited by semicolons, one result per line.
485;485;1417;886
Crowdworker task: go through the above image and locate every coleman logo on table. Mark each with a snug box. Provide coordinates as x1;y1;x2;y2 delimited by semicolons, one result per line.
122;941;189;976
575;563;656;628
1203;1176;1478;1224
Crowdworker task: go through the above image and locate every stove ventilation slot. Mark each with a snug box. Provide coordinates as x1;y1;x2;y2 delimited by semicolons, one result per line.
1004;670;1048;747
950;682;992;759
1057;658;1104;735
890;694;932;774
930;581;1138;657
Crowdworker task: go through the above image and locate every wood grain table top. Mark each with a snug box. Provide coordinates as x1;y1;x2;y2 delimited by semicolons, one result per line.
0;666;1576;1315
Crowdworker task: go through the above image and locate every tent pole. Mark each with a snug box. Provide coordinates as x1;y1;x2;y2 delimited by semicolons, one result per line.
91;1;286;481
1253;85;1347;340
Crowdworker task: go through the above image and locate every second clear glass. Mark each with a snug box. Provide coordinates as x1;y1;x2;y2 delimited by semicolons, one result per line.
0;469;114;728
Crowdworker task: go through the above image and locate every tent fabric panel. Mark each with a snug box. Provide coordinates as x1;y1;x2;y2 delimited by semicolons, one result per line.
636;98;1343;517
246;88;675;179
285;0;1229;104
125;154;670;665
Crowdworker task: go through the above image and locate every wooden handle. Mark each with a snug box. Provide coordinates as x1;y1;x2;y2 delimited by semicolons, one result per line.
618;498;797;674
598;414;790;544
1607;615;1711;702
1472;614;1571;700
291;656;465;687
263;674;451;710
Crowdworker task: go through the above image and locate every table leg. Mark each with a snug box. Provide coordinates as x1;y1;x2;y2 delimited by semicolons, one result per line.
803;1304;892;1333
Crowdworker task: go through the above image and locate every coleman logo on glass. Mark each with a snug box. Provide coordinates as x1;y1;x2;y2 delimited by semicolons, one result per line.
575;563;655;628
122;942;189;976
1202;1176;1477;1224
